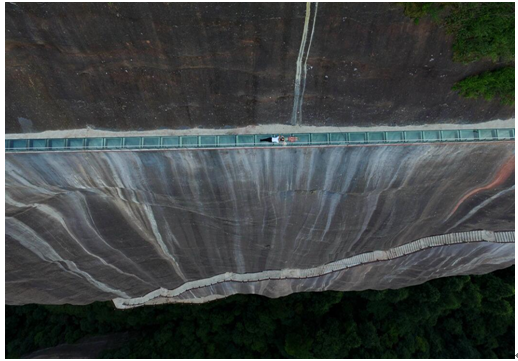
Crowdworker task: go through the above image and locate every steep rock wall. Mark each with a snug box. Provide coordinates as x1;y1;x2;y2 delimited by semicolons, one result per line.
115;239;514;308
6;2;514;134
6;142;515;305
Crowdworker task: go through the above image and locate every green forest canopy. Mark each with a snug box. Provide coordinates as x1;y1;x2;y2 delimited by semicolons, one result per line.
6;266;514;358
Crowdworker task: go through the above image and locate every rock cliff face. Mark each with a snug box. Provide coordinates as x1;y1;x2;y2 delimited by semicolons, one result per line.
6;142;514;306
5;2;515;307
6;2;514;133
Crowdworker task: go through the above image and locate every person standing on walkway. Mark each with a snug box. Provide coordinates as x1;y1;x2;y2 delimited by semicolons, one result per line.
260;135;285;143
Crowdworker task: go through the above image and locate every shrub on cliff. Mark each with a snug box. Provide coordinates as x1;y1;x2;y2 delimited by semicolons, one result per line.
400;2;447;24
402;2;514;63
402;2;515;106
445;2;515;63
452;67;515;105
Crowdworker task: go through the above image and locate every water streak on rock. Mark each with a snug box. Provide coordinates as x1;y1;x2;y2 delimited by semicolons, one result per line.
5;143;515;306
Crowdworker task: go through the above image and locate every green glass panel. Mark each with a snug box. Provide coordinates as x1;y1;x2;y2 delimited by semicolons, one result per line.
181;136;198;147
200;136;217;147
311;133;328;144
161;137;179;147
423;131;440;141
68;138;84;149
219;135;236;147
49;139;66;150
349;133;366;143
105;138;123;148
11;139;27;150
459;130;476;141
124;137;141;148
441;130;458;140
143;137;160;148
367;132;384;143
497;129;513;140
29;139;47;150
329;133;347;144
386;132;403;142
405;131;422;141
236;135;254;146
478;129;495;140
87;138;104;148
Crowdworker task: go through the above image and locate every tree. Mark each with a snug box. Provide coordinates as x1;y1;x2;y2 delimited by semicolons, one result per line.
452;67;515;105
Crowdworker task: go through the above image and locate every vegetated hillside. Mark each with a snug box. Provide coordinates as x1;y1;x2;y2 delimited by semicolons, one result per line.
7;266;514;359
5;2;513;134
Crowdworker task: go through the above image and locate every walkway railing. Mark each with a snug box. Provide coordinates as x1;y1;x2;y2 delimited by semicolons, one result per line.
5;128;515;152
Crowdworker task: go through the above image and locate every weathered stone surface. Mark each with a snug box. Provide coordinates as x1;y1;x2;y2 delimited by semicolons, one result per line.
117;241;514;307
6;2;514;134
6;142;514;305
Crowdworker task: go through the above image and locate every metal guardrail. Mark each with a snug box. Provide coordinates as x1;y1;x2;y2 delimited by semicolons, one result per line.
5;128;515;152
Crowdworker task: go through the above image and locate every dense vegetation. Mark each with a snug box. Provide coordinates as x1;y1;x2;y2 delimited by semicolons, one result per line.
401;2;515;105
444;2;514;64
401;2;514;62
6;266;514;358
452;67;515;105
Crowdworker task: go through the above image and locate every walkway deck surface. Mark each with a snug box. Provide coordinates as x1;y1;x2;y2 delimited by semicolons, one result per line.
5;128;515;153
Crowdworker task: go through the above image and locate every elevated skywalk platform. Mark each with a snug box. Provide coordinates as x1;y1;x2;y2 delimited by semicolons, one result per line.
5;128;515;153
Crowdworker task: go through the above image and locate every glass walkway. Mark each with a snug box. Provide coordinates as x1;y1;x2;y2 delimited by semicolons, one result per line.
5;128;515;152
